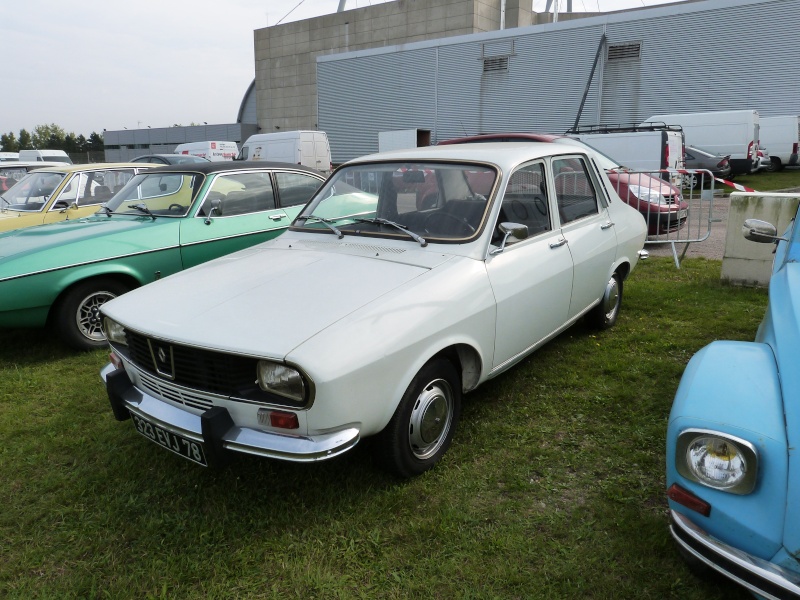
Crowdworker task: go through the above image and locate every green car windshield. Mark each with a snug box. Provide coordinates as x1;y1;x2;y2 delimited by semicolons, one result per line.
0;171;67;212
294;161;497;242
104;172;200;217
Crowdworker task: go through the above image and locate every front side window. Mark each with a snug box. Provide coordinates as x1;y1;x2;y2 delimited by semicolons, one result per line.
0;171;67;212
553;157;600;224
275;171;324;207
499;162;551;239
294;161;497;242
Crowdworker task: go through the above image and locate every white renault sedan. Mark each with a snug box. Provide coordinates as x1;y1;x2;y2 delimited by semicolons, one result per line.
101;143;648;477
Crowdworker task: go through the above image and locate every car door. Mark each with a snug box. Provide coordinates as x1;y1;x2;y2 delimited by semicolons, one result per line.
179;170;307;269
551;155;618;320
486;161;574;371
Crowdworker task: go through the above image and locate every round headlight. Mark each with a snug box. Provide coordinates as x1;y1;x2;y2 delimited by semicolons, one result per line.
257;361;305;402
686;436;747;489
103;317;127;346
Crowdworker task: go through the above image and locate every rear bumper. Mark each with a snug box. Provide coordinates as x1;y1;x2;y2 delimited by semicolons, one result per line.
670;510;800;600
101;363;360;466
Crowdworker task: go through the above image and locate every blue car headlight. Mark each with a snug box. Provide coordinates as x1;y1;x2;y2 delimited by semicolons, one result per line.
676;429;758;495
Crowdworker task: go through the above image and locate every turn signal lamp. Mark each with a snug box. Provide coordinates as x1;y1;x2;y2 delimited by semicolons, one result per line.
667;483;711;517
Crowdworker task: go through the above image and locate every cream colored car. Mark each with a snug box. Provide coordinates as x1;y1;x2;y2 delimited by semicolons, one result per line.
0;163;153;232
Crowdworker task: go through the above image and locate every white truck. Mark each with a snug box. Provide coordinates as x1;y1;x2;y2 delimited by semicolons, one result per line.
642;110;760;177
173;141;238;161
237;131;332;174
758;115;799;171
567;123;685;174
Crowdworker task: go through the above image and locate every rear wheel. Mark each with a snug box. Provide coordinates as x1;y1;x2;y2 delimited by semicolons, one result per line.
54;279;130;350
377;358;461;478
586;272;623;330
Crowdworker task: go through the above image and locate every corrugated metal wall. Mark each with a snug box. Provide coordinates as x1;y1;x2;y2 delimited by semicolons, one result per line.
318;0;799;163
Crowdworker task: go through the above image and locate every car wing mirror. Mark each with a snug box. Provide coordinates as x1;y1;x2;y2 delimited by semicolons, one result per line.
204;198;223;225
742;218;788;243
54;200;70;211
490;222;529;254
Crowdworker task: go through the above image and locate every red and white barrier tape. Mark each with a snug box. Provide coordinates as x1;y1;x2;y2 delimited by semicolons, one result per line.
606;168;757;193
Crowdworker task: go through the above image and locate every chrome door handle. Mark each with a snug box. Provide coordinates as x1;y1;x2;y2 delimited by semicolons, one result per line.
549;237;567;248
601;221;615;230
269;213;288;221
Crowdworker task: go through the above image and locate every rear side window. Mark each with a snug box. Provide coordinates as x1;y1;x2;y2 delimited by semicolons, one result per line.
552;157;600;224
500;162;551;236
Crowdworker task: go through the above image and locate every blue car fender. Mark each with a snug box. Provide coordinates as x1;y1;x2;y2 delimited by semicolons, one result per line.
667;340;788;559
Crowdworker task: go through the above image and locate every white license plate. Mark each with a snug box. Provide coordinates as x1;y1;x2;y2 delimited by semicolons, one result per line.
678;209;688;219
132;413;207;466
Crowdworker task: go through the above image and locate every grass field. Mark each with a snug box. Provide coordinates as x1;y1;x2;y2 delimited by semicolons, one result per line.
0;258;768;599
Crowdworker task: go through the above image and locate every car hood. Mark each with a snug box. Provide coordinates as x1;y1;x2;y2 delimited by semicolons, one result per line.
0;215;178;280
102;239;455;359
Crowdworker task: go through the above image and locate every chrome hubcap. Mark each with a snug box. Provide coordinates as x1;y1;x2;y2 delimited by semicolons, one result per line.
408;378;453;460
603;277;620;321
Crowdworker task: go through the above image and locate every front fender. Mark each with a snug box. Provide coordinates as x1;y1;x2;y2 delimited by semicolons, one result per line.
667;340;787;561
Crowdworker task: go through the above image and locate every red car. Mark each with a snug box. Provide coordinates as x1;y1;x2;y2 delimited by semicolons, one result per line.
439;133;688;234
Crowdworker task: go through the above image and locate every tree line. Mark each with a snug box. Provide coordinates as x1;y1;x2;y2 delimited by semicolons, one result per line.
1;124;104;154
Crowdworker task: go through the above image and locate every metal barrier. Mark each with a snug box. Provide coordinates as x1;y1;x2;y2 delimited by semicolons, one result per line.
606;168;716;268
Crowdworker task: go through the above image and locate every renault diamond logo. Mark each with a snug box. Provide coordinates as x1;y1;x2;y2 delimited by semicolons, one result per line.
147;339;176;380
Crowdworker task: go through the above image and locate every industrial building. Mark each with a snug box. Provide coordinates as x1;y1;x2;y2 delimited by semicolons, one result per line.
106;0;798;165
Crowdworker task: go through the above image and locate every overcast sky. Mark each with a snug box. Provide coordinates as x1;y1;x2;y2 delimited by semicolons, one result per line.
2;0;679;137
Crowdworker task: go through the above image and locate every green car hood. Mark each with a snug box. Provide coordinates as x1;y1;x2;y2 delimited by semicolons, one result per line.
0;215;179;280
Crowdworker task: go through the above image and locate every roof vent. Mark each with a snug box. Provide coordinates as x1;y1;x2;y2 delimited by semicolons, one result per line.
607;42;641;61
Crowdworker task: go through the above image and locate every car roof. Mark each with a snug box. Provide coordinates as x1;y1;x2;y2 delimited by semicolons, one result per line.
141;160;324;176
349;142;586;166
438;133;562;145
21;162;154;173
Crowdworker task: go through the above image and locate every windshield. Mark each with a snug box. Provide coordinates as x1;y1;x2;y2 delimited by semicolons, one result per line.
295;161;497;242
103;172;201;216
0;171;67;212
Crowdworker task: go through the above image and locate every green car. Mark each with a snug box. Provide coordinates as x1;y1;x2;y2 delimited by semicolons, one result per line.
0;161;325;350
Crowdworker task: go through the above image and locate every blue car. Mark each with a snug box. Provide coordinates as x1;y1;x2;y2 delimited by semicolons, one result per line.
666;201;800;599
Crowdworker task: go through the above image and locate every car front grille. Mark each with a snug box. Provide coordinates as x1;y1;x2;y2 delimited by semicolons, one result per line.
119;330;306;408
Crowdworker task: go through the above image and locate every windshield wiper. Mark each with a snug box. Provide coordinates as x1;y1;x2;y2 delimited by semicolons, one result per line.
100;203;114;217
127;203;156;220
353;217;427;247
296;214;343;238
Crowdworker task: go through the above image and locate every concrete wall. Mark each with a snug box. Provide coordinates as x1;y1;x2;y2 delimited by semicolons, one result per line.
253;0;596;134
721;192;800;287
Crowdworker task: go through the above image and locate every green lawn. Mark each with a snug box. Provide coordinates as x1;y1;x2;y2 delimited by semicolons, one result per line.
0;258;765;599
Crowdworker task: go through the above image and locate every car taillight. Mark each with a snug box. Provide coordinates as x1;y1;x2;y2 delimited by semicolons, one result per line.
747;140;754;160
793;142;799;154
717;158;729;168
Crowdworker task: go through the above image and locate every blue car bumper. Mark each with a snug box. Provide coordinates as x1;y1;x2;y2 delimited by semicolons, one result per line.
670;510;800;600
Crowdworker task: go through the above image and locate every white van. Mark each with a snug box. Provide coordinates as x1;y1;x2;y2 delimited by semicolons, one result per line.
0;152;19;162
173;141;238;162
758;115;799;171
18;149;72;164
567;124;685;185
238;131;332;174
642;110;759;176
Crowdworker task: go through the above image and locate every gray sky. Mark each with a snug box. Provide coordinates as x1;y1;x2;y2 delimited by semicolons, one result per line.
2;0;679;137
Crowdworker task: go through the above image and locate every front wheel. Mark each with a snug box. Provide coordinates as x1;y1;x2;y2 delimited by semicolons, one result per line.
377;358;461;478
54;279;130;350
586;272;623;330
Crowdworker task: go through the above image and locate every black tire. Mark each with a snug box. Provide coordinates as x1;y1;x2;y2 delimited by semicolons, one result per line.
586;271;623;330
54;279;130;350
377;358;461;478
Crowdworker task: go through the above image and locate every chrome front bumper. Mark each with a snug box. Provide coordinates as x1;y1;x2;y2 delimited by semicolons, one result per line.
670;510;800;600
101;363;360;466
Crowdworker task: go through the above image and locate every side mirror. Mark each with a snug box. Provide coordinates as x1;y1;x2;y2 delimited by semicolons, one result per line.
53;200;70;211
204;198;223;225
490;222;529;254
742;218;786;243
